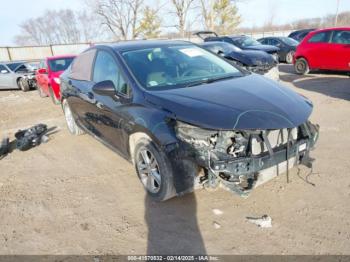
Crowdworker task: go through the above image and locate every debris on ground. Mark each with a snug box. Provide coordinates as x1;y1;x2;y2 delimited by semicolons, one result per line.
0;124;57;160
213;221;221;229
0;138;10;159
212;209;224;216
246;215;272;228
15;124;48;151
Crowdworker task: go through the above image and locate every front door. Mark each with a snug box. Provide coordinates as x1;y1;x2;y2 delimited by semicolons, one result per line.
90;49;132;156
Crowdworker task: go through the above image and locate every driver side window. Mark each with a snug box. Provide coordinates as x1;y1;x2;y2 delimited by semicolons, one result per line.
93;50;129;96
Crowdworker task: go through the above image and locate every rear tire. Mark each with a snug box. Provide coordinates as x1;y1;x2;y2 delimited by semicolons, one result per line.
286;51;294;64
17;78;30;92
62;99;85;136
49;87;60;105
134;138;176;201
294;58;310;75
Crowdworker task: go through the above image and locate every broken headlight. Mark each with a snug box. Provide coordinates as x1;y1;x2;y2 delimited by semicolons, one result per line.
175;121;217;147
175;121;248;158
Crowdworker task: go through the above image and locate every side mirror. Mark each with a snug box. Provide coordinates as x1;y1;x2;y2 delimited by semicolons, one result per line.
38;68;47;74
92;80;116;97
1;70;9;74
217;51;225;57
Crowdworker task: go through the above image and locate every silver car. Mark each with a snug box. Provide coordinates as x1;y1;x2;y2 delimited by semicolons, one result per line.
0;62;37;91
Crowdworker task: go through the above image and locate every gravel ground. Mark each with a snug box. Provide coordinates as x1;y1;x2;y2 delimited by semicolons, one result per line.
0;65;349;255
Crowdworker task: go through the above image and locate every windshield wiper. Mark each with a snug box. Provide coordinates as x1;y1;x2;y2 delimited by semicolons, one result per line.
186;75;239;87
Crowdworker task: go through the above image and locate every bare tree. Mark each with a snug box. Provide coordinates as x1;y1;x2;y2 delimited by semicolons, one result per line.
169;0;196;37
199;0;215;31
14;9;109;45
88;0;144;40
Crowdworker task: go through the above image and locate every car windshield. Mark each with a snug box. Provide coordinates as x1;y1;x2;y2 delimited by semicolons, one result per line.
48;57;74;72
233;37;261;47
122;45;243;90
280;37;299;46
217;42;242;52
6;62;23;71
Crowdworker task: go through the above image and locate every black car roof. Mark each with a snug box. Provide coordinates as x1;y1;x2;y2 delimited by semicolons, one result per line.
107;40;192;52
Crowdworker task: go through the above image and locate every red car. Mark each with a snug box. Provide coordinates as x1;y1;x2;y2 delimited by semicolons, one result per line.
294;27;350;75
36;55;75;104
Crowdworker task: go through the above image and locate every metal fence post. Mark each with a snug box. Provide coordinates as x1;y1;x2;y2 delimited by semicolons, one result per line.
50;45;54;56
6;47;12;61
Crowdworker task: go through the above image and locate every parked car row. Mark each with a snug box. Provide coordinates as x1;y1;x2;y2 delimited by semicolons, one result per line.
5;27;348;201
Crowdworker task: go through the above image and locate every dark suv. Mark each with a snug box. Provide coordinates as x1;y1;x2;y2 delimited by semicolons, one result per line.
60;40;319;201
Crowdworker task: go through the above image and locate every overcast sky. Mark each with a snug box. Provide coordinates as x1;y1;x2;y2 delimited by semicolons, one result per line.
0;0;349;46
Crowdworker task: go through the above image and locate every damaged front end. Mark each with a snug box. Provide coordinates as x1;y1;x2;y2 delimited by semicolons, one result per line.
172;120;319;197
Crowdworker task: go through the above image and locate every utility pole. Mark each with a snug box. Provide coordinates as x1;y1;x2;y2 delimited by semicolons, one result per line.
335;0;340;26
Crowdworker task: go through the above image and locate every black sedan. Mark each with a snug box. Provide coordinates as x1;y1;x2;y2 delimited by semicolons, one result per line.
200;41;279;81
60;40;319;201
258;36;299;64
288;28;316;42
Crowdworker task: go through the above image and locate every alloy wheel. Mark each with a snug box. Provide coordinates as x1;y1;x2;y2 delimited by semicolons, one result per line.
136;148;161;194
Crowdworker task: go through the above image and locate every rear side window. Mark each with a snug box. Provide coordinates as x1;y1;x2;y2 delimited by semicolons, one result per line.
331;30;350;44
308;32;331;43
70;49;96;81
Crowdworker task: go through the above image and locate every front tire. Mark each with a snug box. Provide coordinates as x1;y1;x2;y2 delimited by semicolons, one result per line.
294;58;310;75
62;99;85;136
17;78;30;92
134;138;176;201
285;51;294;64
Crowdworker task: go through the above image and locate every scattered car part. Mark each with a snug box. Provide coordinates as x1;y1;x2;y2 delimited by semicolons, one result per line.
60;40;319;201
246;215;272;228
15;124;48;151
0;138;10;159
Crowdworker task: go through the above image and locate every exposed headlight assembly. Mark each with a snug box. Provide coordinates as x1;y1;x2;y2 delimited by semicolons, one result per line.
175;121;217;147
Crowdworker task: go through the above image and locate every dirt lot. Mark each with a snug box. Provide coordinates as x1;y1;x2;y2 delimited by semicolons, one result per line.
0;65;349;255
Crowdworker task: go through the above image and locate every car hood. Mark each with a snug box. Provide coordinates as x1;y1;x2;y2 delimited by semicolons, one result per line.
144;74;313;130
243;45;279;53
229;50;275;65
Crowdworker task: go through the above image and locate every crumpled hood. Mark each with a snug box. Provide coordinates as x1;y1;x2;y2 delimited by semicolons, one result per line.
243;45;279;53
230;50;275;66
145;74;313;130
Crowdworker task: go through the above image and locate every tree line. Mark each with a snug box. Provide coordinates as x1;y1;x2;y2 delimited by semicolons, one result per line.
15;0;241;45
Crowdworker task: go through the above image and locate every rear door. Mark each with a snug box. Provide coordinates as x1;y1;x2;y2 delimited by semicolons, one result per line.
329;30;350;71
67;49;97;130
